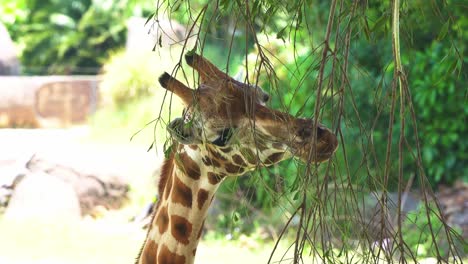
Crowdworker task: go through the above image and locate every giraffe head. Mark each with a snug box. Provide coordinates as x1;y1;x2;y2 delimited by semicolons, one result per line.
160;53;338;176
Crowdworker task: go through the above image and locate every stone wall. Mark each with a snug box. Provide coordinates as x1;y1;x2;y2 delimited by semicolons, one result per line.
0;76;100;127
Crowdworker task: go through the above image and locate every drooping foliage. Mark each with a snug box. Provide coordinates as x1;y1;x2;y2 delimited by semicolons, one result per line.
151;0;466;262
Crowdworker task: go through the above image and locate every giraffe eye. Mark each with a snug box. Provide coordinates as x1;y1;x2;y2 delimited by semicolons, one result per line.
211;128;234;146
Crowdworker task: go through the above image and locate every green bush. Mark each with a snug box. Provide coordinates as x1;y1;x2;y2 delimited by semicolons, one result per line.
408;43;467;185
100;50;180;105
90;48;187;145
402;204;463;259
0;0;153;74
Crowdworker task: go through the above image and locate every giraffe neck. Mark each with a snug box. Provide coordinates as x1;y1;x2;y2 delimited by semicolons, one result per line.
139;144;223;264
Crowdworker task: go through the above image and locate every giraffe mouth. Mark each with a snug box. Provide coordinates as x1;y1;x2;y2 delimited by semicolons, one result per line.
292;122;338;163
167;118;200;145
312;131;339;162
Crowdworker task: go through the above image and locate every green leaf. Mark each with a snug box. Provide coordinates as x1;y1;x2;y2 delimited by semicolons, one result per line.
437;21;450;41
186;47;196;56
446;59;459;75
147;142;154;152
276;26;287;42
232;211;240;223
371;15;387;32
360;17;370;41
173;2;182;12
293;191;300;201
164;144;173;159
144;12;155;26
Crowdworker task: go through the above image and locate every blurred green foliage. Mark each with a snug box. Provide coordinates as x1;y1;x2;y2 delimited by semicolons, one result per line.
0;0;154;74
101;50;171;105
408;43;467;185
402;204;463;258
91;48;187;146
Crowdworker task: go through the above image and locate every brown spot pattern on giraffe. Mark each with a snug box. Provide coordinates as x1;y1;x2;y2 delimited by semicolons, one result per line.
176;152;201;180
219;146;232;153
156;206;169;234
272;142;284;150
171;176;193;208
141;240;158;263
224;163;244;174
255;140;270;152
157;244;186;264
188;144;198;150
264;152;284;165
170;215;193;245
241;148;258;165
207;172;225;185
207;146;227;161
197;189;210;210
202;156;220;167
232;154;247;167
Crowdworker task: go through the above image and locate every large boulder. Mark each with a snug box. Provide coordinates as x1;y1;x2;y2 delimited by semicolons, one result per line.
0;154;129;217
437;181;468;240
0;22;20;75
25;155;129;216
4;172;81;221
0;155;30;213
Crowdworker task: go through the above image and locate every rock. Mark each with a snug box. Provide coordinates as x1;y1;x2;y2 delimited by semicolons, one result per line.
0;152;130;218
4;172;81;221
0;154;33;211
360;191;421;239
436;181;468;240
25;155;129;216
0;22;20;75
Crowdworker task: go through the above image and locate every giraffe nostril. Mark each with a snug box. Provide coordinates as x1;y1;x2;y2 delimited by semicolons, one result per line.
317;126;325;138
298;127;311;138
298;125;326;139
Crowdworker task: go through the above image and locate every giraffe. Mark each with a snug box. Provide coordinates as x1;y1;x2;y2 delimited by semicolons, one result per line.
137;52;338;264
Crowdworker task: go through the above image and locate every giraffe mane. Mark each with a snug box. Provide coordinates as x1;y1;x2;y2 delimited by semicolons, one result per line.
136;147;176;263
157;149;176;198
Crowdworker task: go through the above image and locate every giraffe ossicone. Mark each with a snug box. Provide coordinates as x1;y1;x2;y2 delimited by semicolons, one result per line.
137;53;338;264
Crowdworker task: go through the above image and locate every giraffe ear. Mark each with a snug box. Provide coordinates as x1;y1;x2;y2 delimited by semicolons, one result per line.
167;117;200;145
185;52;230;84
159;72;194;105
